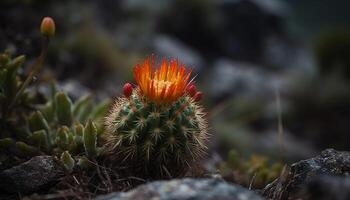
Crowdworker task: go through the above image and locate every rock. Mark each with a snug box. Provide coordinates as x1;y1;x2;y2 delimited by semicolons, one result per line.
262;149;350;200
215;0;287;62
0;156;63;194
306;175;350;200
153;35;205;73
210;59;265;100
59;79;91;101
96;178;263;200
210;59;289;101
120;0;172;14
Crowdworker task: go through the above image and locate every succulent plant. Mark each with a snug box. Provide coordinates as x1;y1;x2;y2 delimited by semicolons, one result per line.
0;50;39;168
104;56;208;178
0;81;110;169
0;51;31;135
0;17;111;172
27;88;109;171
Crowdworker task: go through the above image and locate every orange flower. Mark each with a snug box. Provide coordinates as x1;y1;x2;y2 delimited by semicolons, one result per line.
134;56;192;104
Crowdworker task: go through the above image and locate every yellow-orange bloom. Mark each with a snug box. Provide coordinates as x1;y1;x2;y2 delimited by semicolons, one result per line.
134;56;192;104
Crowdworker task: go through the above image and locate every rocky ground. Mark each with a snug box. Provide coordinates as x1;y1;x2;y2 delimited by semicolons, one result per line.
0;149;349;199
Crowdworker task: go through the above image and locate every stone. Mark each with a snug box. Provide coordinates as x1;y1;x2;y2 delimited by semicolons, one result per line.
96;178;263;200
210;59;286;100
262;149;350;199
153;35;205;73
0;156;63;194
306;175;350;200
60;80;91;101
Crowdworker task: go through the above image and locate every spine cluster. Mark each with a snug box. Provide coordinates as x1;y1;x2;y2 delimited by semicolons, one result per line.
105;88;208;178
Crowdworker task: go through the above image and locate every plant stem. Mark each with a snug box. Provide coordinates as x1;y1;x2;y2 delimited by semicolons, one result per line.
8;36;49;111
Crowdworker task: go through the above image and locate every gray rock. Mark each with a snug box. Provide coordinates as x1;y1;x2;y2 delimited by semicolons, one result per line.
306;175;350;200
96;178;263;200
153;35;204;73
210;59;265;99
0;156;63;194
210;59;289;99
121;0;172;14
262;149;350;200
60;80;91;101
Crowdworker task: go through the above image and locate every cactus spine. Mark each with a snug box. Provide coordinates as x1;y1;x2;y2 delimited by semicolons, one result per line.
105;56;208;178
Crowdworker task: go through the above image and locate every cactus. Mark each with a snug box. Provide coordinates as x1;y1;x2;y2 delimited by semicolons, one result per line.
104;56;208;178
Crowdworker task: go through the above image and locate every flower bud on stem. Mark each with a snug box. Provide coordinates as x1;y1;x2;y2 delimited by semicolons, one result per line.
8;18;55;112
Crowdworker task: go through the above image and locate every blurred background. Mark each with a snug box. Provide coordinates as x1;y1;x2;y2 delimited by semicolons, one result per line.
1;0;350;184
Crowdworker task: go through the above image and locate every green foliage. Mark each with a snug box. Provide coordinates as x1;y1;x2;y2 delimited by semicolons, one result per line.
220;149;284;189
0;49;110;172
83;119;98;158
22;88;109;170
55;92;74;126
105;90;208;178
0;51;32;139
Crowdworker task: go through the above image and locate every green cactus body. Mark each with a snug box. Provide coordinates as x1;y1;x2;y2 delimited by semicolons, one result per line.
105;57;209;180
105;91;207;178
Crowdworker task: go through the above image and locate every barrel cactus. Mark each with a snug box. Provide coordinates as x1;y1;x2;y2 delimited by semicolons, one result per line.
105;56;208;178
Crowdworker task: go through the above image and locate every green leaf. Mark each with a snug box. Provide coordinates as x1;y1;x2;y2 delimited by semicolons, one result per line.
55;92;73;126
0;53;10;66
28;130;50;151
28;111;50;134
73;95;93;123
74;123;84;145
60;151;75;172
6;55;25;72
90;99;111;120
39;102;55;124
83;119;97;158
0;138;15;149
67;130;75;151
15;142;40;157
56;126;69;150
0;69;7;88
49;81;58;111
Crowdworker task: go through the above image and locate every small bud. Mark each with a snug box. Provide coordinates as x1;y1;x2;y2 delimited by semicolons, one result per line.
57;126;69;149
40;17;55;37
186;84;197;97
193;91;203;102
77;156;94;169
61;151;75;172
123;83;133;97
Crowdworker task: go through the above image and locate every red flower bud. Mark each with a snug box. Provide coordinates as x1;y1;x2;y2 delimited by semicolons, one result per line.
40;17;55;37
186;84;197;97
123;83;133;97
193;91;203;102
